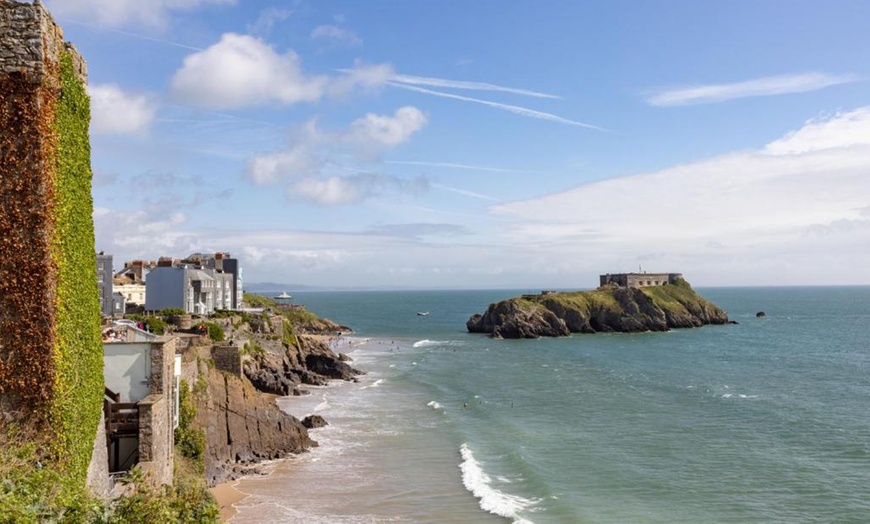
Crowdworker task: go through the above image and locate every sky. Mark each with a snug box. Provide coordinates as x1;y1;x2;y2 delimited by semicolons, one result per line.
43;0;870;288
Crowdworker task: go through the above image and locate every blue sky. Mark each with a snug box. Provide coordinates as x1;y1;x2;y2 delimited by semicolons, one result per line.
45;0;870;287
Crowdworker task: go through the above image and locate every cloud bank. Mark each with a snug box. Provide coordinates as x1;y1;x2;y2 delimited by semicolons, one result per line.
490;107;870;282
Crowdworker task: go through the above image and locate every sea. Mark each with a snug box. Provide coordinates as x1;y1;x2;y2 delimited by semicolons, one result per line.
230;287;870;523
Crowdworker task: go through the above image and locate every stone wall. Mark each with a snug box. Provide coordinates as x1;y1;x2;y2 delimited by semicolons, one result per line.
0;1;86;83
85;411;111;501
150;337;176;396
212;343;243;377
0;0;105;494
137;395;173;486
137;336;176;486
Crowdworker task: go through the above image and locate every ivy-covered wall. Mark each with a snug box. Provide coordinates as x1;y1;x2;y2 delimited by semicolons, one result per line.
0;1;103;494
50;51;104;485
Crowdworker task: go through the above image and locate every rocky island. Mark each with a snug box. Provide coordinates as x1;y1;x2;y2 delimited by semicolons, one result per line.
467;273;729;338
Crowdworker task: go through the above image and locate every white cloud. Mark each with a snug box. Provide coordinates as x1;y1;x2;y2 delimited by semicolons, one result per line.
311;25;362;47
88;84;156;135
765;107;870;155
248;145;321;185
346;106;428;148
287;173;428;205
490;107;870;281
647;72;858;106
46;0;235;29
170;36;399;110
170;33;328;109
94;207;194;256
246;107;428;204
330;63;394;95
248;7;293;35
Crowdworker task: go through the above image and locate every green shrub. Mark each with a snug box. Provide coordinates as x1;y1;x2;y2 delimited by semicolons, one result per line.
158;308;185;316
203;322;224;342
243;292;276;309
0;431;104;523
145;316;167;335
174;381;205;462
281;319;297;348
108;467;219;524
241;341;266;357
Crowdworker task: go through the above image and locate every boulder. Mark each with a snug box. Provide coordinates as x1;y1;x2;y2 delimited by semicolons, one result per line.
302;415;328;429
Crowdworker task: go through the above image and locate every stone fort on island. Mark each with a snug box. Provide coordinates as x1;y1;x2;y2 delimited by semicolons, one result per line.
600;272;684;288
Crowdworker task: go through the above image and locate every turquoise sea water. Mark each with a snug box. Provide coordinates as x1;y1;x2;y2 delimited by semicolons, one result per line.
231;287;870;523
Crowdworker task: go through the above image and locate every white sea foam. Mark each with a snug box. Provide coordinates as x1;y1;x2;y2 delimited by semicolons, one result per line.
459;443;536;523
427;400;443;410
361;379;385;390
412;339;464;348
722;393;759;399
388;364;396;368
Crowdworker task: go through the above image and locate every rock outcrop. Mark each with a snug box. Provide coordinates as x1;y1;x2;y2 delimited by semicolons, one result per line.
244;334;362;397
189;306;361;485
467;279;729;339
195;363;315;485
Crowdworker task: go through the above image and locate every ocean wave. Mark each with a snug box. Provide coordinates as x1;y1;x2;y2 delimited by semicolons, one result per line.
412;339;463;348
459;443;537;523
361;379;385;390
427;401;443;410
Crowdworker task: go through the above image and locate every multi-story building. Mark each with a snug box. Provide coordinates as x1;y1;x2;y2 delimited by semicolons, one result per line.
96;252;113;316
145;260;213;314
114;282;146;307
186;252;243;309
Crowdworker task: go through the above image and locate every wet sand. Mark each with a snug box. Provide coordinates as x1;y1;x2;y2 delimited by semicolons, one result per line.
209;481;248;522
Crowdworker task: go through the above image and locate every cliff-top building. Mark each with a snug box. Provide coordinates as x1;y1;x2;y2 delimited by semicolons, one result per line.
600;272;683;288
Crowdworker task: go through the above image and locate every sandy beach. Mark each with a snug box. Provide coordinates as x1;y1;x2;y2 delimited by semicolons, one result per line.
209;481;248;522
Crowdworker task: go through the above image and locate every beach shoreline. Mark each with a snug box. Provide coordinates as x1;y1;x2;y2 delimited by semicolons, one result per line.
209;481;248;521
214;335;370;522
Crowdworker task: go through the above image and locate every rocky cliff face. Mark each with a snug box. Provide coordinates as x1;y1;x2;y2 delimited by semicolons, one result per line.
192;310;361;485
244;335;362;396
195;363;315;485
467;280;729;339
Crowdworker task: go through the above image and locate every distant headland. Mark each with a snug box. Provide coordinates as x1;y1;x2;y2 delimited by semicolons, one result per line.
467;273;729;338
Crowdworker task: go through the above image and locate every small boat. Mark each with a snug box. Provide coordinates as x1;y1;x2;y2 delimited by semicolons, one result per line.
417;311;430;316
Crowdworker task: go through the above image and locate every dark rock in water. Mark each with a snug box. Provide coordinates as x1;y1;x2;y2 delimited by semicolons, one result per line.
302;415;328;429
467;279;730;339
756;311;766;318
305;353;360;380
338;352;353;362
729;320;739;324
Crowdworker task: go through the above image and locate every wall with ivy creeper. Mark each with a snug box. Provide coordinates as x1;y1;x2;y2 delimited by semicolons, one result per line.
0;1;104;496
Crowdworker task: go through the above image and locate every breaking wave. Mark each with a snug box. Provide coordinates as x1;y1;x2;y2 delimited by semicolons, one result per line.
459;443;536;523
